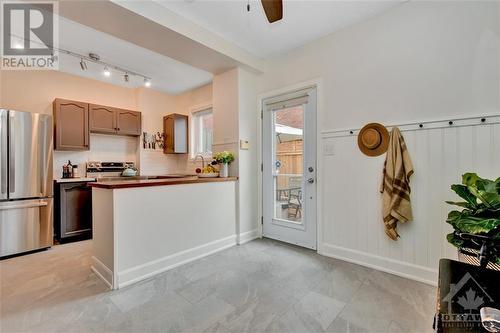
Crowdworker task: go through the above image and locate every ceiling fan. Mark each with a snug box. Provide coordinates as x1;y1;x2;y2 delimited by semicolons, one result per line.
259;0;283;23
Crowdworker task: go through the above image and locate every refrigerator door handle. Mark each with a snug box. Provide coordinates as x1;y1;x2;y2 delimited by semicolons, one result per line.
0;198;53;257
8;113;15;194
39;116;51;197
0;111;7;195
0;200;48;210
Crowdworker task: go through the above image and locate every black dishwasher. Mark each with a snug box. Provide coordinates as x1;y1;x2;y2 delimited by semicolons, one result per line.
54;180;94;243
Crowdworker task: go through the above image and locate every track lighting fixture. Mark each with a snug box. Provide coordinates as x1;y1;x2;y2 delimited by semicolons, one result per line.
80;58;87;71
103;66;111;77
51;49;151;87
89;53;100;61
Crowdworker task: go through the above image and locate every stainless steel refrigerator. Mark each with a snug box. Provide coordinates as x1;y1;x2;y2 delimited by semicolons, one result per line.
0;109;53;257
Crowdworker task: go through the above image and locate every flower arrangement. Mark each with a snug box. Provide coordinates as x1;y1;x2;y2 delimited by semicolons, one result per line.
213;151;235;165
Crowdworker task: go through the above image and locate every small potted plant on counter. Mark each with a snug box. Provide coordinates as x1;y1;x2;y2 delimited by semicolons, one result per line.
445;173;500;269
214;151;235;178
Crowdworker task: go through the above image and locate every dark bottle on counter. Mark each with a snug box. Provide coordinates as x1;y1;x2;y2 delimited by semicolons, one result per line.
67;160;73;178
62;163;69;178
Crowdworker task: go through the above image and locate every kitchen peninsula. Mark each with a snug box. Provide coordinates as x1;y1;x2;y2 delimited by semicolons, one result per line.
90;176;238;289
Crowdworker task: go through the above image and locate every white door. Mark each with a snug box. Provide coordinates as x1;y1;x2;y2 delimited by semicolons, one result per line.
262;88;317;250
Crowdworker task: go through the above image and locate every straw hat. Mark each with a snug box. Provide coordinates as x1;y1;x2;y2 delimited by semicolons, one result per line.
357;123;389;156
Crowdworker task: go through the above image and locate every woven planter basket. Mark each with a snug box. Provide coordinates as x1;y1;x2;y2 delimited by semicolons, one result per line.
458;248;500;271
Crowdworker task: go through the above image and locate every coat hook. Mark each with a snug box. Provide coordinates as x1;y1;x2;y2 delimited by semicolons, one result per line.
419;124;424;128
349;130;354;135
448;121;453;125
481;118;486;123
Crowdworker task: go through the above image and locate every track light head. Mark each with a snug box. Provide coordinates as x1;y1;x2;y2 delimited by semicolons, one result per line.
103;66;111;77
80;58;87;71
89;53;100;61
144;78;151;88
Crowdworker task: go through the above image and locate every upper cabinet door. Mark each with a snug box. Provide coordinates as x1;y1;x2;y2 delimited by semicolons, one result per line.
116;109;141;136
54;99;89;151
163;114;188;154
89;104;116;134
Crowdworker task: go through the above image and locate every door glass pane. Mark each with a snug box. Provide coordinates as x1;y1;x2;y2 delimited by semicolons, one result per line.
273;106;304;224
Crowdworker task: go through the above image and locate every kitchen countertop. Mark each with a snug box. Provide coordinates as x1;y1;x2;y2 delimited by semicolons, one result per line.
55;177;96;183
91;174;237;289
89;176;238;189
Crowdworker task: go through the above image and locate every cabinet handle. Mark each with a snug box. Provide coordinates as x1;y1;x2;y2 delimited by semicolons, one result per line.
117;128;120;131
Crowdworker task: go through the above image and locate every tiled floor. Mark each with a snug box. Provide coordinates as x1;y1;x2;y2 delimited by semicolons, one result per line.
1;239;436;333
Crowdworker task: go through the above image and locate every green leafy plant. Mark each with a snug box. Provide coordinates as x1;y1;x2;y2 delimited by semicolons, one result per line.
446;173;500;262
213;151;235;165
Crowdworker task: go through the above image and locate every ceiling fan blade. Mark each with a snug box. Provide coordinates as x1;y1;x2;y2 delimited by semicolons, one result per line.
261;0;283;23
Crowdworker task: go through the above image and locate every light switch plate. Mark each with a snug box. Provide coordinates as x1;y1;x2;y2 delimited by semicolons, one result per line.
240;139;250;150
323;142;335;156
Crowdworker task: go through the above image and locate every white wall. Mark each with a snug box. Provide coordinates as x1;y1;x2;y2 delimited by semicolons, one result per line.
211;68;260;240
136;87;180;175
257;1;500;284
174;84;214;173
260;1;499;129
212;69;240;176
237;68;259;236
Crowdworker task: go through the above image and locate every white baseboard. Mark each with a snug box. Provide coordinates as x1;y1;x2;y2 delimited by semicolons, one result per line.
319;243;438;286
238;229;261;245
91;256;113;289
116;234;237;289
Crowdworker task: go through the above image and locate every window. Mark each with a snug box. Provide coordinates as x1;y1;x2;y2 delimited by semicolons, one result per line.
191;107;213;157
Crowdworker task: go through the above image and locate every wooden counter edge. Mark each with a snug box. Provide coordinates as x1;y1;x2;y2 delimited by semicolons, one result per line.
89;177;238;189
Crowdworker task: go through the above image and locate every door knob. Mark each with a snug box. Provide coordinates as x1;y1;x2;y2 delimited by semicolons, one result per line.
307;178;314;184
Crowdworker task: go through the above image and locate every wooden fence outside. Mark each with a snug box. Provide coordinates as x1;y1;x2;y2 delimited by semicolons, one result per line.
276;139;303;191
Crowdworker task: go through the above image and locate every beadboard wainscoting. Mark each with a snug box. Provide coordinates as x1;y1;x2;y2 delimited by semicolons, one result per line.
319;122;500;285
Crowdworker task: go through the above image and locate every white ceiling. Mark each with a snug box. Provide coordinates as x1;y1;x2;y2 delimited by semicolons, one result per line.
155;0;405;58
55;1;403;91
58;16;213;94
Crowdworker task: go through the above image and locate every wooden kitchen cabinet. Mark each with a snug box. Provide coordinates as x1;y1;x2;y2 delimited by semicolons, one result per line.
54;100;141;150
163;113;188;154
116;109;142;136
90;105;141;136
54;181;93;242
89;104;116;134
53;99;89;151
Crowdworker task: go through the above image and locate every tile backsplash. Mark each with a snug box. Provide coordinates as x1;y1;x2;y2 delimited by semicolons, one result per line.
53;134;138;179
54;134;194;179
139;149;184;175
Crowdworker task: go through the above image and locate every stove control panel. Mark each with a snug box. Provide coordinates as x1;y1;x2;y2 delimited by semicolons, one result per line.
86;161;135;172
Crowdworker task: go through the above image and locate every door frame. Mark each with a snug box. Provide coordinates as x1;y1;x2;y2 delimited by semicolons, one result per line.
257;78;324;252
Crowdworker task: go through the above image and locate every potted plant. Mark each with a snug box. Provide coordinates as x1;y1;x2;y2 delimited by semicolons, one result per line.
214;151;235;178
446;173;500;268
